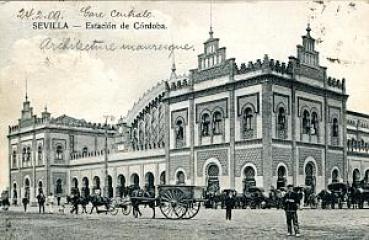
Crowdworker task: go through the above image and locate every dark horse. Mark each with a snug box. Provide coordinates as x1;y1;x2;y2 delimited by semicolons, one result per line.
67;195;89;214
127;185;156;218
89;195;113;214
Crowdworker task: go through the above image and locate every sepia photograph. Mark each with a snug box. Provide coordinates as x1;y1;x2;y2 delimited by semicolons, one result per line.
0;0;369;239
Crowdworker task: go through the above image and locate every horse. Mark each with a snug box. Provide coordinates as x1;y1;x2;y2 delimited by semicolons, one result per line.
68;195;89;214
128;186;156;218
89;195;112;214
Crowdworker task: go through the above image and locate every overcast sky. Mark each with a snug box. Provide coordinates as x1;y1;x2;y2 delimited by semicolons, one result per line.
0;1;368;190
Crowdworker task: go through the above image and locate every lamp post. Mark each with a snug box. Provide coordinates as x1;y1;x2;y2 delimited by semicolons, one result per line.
103;115;114;198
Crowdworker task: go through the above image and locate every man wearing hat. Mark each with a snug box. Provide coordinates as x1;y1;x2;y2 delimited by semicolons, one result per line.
283;184;300;236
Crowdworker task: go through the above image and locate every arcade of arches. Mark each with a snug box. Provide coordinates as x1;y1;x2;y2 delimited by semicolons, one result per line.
69;171;164;198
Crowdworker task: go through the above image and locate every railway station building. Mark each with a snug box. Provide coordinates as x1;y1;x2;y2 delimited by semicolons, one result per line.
7;25;369;203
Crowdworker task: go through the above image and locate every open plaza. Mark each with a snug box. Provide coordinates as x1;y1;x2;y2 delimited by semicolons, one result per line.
1;206;369;240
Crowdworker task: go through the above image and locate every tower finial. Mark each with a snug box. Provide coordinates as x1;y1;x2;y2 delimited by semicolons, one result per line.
170;47;177;80
306;23;311;37
209;0;214;38
25;77;28;101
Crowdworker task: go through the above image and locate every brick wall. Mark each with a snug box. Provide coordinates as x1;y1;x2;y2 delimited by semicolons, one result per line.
272;147;293;176
170;154;191;180
326;151;344;181
197;149;228;177
235;148;262;177
298;147;322;176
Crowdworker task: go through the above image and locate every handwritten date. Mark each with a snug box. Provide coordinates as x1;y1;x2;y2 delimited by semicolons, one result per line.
17;8;63;21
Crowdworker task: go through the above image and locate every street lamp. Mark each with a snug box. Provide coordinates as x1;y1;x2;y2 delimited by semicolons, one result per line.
103;115;115;198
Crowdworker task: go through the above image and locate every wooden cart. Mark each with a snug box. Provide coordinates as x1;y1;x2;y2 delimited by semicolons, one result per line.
129;185;205;219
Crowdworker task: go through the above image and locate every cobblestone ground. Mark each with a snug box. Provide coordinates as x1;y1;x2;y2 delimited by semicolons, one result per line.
1;205;369;240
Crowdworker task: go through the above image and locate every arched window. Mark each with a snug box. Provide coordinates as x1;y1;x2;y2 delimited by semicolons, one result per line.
244;108;253;131
13;183;17;199
26;146;31;162
302;110;310;134
12;150;17;168
37;181;43;194
56;179;63;195
201;113;210;136
160;171;166;185
145;172;155;192
311;112;318;135
176;171;185;185
81;177;90;198
131;174;139;188
332;169;339;183
93;176;101;190
332;118;339;137
22;147;26;162
364;170;369;184
212;111;222;135
37;145;43;164
107;175;113;198
277;107;286;130
24;178;30;199
243;166;256;192
117;174;126;198
305;162;316;192
56;145;64;160
353;169;361;187
207;164;220;193
82;147;88;157
175;119;184;140
277;166;287;189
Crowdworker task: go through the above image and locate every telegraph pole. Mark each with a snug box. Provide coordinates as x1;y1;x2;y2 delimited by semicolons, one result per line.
103;115;114;197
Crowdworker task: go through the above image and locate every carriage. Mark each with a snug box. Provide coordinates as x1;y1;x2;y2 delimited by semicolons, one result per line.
327;182;348;209
128;185;205;219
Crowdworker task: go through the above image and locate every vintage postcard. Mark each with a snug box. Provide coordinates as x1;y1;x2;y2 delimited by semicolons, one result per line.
0;1;369;239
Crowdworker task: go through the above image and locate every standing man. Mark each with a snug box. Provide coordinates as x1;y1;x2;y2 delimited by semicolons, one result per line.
36;190;45;214
22;192;29;212
224;190;235;221
283;184;300;236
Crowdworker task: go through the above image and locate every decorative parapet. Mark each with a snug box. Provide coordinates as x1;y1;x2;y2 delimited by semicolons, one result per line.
235;55;293;75
8;116;116;134
166;74;191;92
327;76;345;91
190;58;235;82
70;149;111;160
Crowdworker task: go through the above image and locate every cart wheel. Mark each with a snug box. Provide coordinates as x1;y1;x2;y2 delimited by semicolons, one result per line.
182;201;201;219
122;205;132;215
159;188;187;219
109;206;118;215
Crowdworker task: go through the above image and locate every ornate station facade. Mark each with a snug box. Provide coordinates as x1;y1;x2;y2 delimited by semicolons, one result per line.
7;25;369;202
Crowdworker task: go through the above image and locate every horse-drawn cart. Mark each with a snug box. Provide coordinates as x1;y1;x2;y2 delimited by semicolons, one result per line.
129;185;204;220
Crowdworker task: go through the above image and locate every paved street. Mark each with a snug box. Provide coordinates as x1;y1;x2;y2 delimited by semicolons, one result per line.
1;206;369;240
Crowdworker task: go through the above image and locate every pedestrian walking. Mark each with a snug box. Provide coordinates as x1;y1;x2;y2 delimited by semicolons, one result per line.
47;193;54;214
283;184;300;236
224;190;235;221
36;190;45;214
57;196;61;206
22;193;29;212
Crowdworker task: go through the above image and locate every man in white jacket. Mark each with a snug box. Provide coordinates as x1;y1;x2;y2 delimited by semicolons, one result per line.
47;193;55;214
